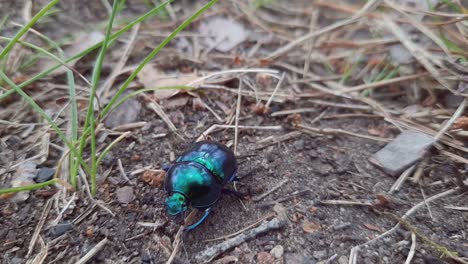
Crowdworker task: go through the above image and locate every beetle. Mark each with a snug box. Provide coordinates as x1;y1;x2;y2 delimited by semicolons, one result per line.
163;141;238;230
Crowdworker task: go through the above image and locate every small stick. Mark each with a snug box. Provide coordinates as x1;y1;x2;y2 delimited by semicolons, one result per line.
265;72;286;109
166;210;197;264
298;124;391;143
258;189;311;207
444;206;468;211
348;188;456;262
195;217;286;263
389;165;416;194
117;159;132;185
319;200;373;206
404;233;417;264
27;198;53;258
112;122;147;131
252;179;289;202
204;213;275;242
75;238;109;264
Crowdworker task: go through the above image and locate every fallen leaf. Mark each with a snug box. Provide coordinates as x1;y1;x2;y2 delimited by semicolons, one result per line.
137;64;199;100
452;116;468;130
104;92;142;129
363;223;382;232
199;16;248;52
302;219;321;233
165;96;190;110
39;31;104;75
142;170;166;188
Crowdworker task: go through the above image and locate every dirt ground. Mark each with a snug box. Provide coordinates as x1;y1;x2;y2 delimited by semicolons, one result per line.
1;1;468;264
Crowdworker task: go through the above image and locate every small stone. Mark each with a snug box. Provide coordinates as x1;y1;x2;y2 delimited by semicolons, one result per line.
104;94;142;129
256;252;275;264
116;186;135;204
284;253;313;264
338;256;348;264
270;245;284;259
312;250;327;260
370;130;434;176
264;245;273;251
34;167;55;183
49;222;73;236
101;151;114;166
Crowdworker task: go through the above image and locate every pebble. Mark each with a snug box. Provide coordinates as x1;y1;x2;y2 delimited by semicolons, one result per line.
116;186;135;204
284;253;313;264
312;250;327;260
104;95;142;129
49;222;73;236
338;256;348;264
270;245;284;259
34;167;55;183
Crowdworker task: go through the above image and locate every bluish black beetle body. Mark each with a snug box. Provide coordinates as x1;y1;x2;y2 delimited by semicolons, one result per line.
164;141;238;230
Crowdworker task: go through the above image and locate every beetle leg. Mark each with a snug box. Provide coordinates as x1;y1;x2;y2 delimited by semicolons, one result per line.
162;164;172;171
185;208;211;231
228;171;239;182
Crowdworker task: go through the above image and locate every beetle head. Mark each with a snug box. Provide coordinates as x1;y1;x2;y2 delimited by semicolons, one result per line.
165;193;187;216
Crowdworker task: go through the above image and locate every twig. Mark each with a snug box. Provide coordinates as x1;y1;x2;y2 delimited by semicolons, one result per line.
434;99;467;141
298;124;391;143
146;99;178;133
204;213;275;242
258;189;311;207
265;72;286;109
28;236;48;264
348;188;456;261
389;165;416;194
444;206;468;211
75;238;109;264
166;210;197;264
117;158;133;185
26;198;53;258
265;0;383;59
234;78;242;156
252;179;289;202
319;200;373;206
196;124;282;142
195;217;287;263
404;233;416;264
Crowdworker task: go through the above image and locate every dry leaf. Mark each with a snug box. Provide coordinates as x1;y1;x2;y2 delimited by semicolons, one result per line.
363;223;382;232
39;31;104;75
199;16;248;52
137;64;199;100
142;170;166;188
302;219;320;233
452;116;468;130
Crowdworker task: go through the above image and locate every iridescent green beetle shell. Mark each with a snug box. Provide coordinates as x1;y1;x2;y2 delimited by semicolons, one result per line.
176;141;237;184
164;141;237;208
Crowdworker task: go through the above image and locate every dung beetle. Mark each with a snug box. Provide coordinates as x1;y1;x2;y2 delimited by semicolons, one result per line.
164;141;238;230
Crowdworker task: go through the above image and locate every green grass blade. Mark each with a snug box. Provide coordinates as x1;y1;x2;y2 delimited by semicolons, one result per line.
0;0;173;102
0;71;90;174
101;0;220;119
0;179;57;194
81;0;119;196
0;0;61;62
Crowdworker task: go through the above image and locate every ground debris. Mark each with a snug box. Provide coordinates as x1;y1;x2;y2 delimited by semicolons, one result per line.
195;216;286;263
116;186;135;204
104;93;142;129
370;130;434;176
199;16;248;52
